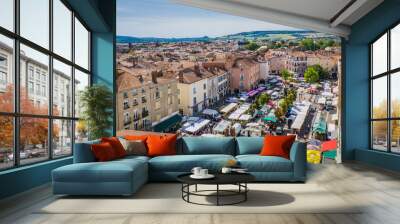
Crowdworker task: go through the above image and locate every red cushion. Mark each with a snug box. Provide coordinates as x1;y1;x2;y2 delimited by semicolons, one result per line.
146;134;177;157
101;137;127;158
91;142;118;162
260;135;296;159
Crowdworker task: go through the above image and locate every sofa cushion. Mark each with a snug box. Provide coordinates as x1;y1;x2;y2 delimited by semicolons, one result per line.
236;155;293;172
147;134;177;157
101;137;127;158
260;135;296;159
120;139;147;156
91;142;118;162
236;137;263;155
149;154;235;172
53;158;147;183
181;137;235;155
73;140;100;163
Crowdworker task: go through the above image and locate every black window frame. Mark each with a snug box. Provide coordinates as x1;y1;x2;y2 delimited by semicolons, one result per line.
0;0;92;171
370;21;400;154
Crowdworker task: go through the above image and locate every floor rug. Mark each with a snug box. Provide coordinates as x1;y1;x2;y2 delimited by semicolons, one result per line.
37;183;362;214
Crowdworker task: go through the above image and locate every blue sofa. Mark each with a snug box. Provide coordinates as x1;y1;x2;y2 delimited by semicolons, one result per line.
52;137;306;196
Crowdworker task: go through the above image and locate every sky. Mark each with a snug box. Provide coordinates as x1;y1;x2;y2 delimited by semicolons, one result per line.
117;0;299;38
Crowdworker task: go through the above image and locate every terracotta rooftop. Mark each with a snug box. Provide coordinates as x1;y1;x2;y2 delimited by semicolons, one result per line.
117;67;176;92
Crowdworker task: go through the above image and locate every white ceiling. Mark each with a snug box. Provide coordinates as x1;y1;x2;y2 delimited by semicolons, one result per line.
172;0;384;38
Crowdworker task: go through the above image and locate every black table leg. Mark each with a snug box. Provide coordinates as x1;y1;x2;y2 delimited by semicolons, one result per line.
187;184;190;202
195;184;198;192
216;184;219;206
245;183;247;201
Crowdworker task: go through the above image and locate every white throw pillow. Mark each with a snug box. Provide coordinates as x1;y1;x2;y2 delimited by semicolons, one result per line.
119;138;147;156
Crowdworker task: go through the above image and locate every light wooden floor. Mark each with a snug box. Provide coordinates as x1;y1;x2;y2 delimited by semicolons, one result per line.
1;162;400;224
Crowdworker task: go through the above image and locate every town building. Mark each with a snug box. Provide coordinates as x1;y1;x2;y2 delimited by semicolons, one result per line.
229;57;261;92
1;40;73;148
116;68;179;131
203;62;230;105
176;65;214;115
307;53;341;79
285;51;307;77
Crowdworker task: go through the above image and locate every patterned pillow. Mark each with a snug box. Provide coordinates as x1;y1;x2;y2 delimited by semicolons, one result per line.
119;138;147;156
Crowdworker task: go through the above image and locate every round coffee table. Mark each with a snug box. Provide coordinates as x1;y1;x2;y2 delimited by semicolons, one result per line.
177;173;255;206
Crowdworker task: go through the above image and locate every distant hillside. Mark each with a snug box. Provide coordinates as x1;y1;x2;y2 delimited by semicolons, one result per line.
117;30;337;44
219;30;313;39
117;36;211;43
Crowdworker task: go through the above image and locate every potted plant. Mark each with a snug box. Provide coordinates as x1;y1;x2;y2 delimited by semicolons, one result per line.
79;84;113;140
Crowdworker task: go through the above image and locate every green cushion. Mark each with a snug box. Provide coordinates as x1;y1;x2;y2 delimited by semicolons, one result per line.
236;155;293;172
149;154;235;172
236;137;264;155
181;137;235;155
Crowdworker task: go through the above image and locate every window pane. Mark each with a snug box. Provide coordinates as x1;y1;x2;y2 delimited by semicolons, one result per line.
53;119;72;157
372;76;387;119
20;117;49;165
74;69;89;118
0;0;14;31
75;18;89;70
372;33;387;76
53;0;72;60
372;121;388;151
20;44;49;115
0;116;13;170
391;72;400;118
0;34;14;112
53;59;72;117
20;0;49;49
391;24;400;70
391;120;400;153
75;120;88;143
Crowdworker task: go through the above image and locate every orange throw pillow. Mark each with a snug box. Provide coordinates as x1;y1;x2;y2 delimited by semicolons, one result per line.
260;135;296;159
101;137;127;158
125;135;148;141
146;134;177;157
91;142;117;162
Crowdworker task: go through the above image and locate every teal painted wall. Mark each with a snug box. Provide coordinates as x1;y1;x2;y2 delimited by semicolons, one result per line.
0;0;116;200
0;158;72;199
92;32;116;135
343;0;400;171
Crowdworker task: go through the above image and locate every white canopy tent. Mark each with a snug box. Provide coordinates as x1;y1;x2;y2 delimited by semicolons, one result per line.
291;102;311;131
182;119;211;134
228;103;251;120
213;120;232;134
220;103;238;114
238;114;252;121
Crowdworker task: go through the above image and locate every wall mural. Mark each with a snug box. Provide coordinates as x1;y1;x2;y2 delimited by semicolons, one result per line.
116;0;341;164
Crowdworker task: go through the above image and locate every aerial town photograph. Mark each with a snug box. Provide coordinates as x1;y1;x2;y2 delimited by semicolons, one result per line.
116;0;342;163
4;0;400;223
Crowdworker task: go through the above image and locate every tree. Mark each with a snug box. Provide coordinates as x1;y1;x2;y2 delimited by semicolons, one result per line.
281;69;293;81
279;99;290;116
79;84;113;140
245;42;260;51
300;38;337;51
300;38;315;50
304;66;320;83
257;93;270;107
311;64;328;80
286;89;297;103
0;85;58;150
275;107;284;119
